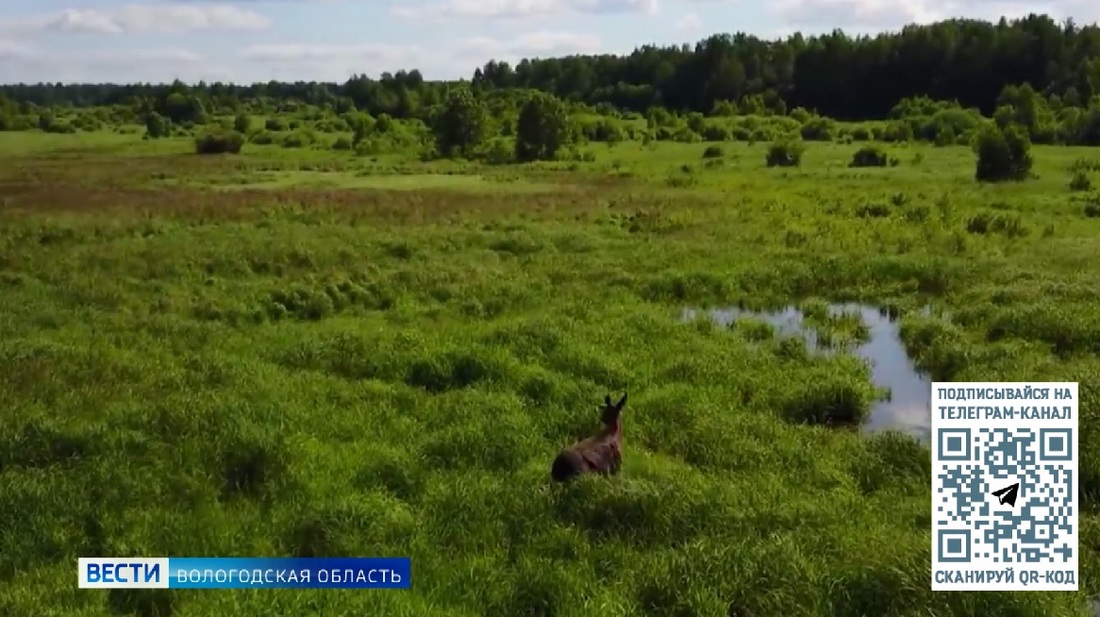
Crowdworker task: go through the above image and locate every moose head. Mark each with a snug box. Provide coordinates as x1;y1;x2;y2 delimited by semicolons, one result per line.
550;392;628;482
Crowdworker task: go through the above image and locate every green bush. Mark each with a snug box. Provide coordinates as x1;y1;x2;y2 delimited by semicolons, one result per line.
194;130;245;155
1069;171;1091;191
233;114;252;134
849;146;889;168
250;131;275;145
975;124;1032;182
765;138;805;167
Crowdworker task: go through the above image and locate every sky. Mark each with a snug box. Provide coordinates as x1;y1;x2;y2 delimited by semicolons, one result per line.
0;0;1098;85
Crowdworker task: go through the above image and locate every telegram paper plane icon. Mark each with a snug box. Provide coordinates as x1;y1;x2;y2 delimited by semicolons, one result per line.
991;482;1020;507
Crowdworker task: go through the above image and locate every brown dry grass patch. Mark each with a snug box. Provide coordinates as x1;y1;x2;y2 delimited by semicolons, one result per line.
0;149;685;227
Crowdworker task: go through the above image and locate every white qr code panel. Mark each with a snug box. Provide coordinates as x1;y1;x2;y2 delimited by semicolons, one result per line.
931;382;1078;591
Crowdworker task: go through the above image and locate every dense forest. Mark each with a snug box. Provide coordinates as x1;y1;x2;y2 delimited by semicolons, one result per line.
2;14;1100;121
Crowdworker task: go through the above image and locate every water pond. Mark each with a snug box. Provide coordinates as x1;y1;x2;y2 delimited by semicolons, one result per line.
682;302;932;440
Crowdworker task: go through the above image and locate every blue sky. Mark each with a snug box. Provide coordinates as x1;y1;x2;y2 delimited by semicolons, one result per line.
0;0;1097;84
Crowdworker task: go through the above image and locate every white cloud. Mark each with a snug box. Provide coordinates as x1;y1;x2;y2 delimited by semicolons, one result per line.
0;43;220;84
391;0;657;20
164;0;346;2
771;0;938;28
0;3;271;36
455;31;605;57
238;42;433;79
240;43;423;63
8;0;1095;85
771;0;1099;30
0;39;34;58
89;48;206;65
675;11;702;31
230;31;605;80
0;34;460;84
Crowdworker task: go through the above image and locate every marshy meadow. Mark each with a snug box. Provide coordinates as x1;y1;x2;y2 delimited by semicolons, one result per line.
4;13;1100;617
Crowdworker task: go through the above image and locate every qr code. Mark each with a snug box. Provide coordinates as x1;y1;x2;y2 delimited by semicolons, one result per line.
936;427;1075;564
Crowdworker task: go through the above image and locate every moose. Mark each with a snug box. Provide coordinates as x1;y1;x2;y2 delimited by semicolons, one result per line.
550;392;628;482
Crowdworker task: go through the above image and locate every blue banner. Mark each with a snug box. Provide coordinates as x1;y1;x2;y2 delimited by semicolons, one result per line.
77;557;410;589
169;557;410;589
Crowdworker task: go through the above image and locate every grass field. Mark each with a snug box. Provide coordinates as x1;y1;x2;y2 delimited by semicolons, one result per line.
2;129;1100;616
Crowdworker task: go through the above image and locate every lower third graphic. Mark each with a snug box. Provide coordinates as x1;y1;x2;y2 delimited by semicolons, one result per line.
931;381;1079;591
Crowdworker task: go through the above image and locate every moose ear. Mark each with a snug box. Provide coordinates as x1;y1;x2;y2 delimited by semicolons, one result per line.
604;394;612;406
615;392;628;411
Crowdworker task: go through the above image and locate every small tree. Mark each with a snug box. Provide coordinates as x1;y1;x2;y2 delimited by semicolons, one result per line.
515;92;572;162
800;116;836;141
347;112;375;148
975;124;1032;182
433;88;489;159
144;112;170;139
849;145;888;167
233;113;252;134
194;130;245;155
160;90;208;124
0;94;15;131
484;137;514;165
765;137;805;167
1069;171;1092;191
710;100;737;117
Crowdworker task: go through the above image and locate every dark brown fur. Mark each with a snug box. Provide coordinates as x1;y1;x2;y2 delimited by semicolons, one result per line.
551;393;627;482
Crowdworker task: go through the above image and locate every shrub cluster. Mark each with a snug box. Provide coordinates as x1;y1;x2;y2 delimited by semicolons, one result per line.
194;130;245;155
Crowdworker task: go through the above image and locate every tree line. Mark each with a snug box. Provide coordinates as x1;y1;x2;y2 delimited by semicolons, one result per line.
2;14;1100;121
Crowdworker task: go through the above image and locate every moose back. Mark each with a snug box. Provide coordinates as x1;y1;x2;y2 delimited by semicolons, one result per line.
550;393;627;482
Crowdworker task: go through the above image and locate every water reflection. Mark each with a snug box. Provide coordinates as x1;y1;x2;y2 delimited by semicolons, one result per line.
682;303;932;441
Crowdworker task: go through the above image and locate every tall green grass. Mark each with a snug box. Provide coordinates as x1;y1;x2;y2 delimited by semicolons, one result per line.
1;131;1099;615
